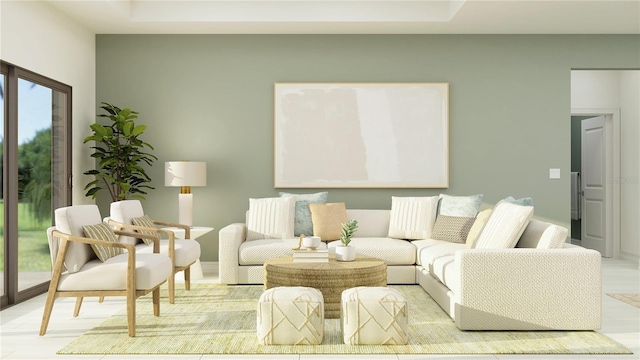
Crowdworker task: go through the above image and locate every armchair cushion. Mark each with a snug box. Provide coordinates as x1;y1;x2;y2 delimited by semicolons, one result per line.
82;223;124;262
54;205;100;273
131;215;157;245
136;239;201;267
388;196;438;240
110;200;145;245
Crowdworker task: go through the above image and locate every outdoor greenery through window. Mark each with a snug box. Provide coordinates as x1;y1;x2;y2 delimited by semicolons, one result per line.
1;61;71;308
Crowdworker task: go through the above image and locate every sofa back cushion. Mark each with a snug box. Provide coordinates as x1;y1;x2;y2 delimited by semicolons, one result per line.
517;219;568;249
346;209;391;238
473;200;534;249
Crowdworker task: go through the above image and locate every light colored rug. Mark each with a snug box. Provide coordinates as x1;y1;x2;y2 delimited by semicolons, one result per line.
58;284;631;355
607;293;640;308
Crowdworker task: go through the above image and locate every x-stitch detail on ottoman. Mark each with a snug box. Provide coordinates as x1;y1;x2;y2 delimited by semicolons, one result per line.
341;286;409;345
257;286;324;345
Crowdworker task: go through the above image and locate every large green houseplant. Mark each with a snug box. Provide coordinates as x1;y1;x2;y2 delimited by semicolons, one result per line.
83;102;157;201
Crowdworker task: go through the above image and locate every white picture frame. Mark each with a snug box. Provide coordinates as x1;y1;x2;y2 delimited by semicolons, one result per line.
274;82;449;188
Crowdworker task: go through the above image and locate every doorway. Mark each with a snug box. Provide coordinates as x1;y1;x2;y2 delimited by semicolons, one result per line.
569;110;620;258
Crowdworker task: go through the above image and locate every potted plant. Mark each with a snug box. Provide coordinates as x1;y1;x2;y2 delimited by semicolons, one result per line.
83;102;157;201
335;219;358;261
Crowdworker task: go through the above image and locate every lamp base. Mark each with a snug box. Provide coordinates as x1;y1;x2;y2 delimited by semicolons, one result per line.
178;193;193;227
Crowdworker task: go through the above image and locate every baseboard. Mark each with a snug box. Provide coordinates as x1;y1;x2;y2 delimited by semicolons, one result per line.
201;261;218;276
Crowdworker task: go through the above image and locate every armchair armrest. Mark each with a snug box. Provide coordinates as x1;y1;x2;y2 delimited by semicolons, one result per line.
454;248;601;330
152;220;190;239
218;223;247;284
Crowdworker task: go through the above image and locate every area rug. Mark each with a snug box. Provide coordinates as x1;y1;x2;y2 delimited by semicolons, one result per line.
58;284;632;355
607;293;640;308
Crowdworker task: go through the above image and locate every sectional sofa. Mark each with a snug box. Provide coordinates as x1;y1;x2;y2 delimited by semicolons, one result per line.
218;195;601;331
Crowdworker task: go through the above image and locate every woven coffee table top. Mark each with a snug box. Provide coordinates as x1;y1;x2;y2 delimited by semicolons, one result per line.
263;255;387;318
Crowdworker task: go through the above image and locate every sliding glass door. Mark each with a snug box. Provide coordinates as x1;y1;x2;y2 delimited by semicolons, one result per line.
1;61;71;308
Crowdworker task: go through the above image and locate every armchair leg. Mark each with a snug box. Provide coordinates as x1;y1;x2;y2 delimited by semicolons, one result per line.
153;288;161;316
98;296;105;303
168;273;175;304
184;267;191;291
127;293;135;337
73;297;83;317
39;288;58;336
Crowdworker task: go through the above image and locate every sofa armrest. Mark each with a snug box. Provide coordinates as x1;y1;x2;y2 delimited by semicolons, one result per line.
454;248;601;330
218;223;247;284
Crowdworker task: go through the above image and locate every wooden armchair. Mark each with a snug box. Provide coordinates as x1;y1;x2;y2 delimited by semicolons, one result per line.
40;204;173;337
108;200;201;304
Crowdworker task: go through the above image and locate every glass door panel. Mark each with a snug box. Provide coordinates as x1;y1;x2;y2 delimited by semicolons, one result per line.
1;74;5;298
17;79;52;291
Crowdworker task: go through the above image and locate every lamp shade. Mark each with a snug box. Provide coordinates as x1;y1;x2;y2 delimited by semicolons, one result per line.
165;161;207;187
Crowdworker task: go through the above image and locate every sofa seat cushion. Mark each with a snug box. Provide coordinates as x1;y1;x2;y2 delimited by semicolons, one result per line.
416;241;465;269
240;239;328;265
136;239;201;267
412;239;451;266
431;254;460;294
327;238;416;265
57;253;172;291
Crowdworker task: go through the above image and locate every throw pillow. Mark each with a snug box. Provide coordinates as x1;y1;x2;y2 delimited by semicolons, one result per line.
131;215;157;245
438;194;483;217
516;220;568;249
279;191;328;236
82;222;123;262
388;196;439;240
431;215;475;243
308;202;348;241
473;200;534;249
246;197;296;241
503;196;534;206
465;208;492;248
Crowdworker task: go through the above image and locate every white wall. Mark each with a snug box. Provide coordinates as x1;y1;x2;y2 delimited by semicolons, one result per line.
1;0;95;204
571;70;640;262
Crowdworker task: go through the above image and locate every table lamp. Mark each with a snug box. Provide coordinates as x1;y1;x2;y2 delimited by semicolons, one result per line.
164;161;207;227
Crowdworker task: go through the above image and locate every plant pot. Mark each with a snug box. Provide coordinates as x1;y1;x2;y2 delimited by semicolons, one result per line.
335;245;356;262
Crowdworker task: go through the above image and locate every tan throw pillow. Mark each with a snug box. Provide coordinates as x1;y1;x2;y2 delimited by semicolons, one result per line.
309;202;348;241
131;215;157;245
431;215;475;243
388;196;439;240
465;208;492;248
246;197;296;241
82;223;123;262
473;201;534;249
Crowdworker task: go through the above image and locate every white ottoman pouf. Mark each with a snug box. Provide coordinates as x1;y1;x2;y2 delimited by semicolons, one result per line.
257;286;324;345
341;286;409;345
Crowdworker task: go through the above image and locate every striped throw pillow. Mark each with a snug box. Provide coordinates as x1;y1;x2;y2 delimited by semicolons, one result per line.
473;200;534;249
388;196;439;240
82;223;123;262
246;197;296;241
132;215;157;245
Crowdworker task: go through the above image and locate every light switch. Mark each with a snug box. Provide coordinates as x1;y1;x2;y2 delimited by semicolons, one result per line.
549;168;561;179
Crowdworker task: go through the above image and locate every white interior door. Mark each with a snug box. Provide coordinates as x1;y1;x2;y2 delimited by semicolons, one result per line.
581;115;609;256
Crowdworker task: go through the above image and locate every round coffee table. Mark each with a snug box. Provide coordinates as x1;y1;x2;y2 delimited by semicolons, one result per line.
263;256;387;318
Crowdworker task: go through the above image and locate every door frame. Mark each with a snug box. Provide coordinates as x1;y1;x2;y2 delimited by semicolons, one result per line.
571;108;620;258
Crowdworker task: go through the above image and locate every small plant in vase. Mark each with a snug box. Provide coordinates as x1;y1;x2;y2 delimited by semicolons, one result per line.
336;219;358;261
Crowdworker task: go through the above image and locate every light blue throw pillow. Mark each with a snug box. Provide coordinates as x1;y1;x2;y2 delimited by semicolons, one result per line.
503;196;534;206
438;194;483;217
279;192;329;236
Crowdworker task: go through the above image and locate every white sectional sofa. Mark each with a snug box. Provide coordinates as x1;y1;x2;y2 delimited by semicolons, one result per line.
218;201;601;331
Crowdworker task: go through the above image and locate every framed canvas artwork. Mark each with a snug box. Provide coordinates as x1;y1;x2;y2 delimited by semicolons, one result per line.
274;82;449;188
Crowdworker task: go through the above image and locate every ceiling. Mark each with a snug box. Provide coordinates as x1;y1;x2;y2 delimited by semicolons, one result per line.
46;0;640;34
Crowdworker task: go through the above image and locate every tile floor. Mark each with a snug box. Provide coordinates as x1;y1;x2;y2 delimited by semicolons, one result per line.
1;258;638;360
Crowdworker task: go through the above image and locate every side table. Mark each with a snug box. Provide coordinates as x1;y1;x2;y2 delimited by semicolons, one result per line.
162;226;214;280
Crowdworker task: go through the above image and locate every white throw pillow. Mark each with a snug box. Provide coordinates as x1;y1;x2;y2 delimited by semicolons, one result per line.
473;200;534;249
246;197;296;241
388;196;439;240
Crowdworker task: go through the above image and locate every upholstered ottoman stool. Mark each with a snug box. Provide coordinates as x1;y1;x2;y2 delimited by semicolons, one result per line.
341;286;409;345
257;286;324;345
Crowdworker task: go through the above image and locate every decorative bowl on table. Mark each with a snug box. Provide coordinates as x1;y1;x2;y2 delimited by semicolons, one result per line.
302;236;321;250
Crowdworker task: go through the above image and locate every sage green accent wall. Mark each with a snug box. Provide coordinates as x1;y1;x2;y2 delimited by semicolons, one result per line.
95;35;640;261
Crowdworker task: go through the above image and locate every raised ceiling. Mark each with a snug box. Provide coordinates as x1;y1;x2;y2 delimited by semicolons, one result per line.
46;0;640;34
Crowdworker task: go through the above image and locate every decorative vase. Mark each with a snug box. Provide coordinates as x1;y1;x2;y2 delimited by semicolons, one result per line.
335;245;356;262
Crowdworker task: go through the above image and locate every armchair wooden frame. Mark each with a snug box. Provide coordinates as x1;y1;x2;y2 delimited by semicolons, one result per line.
108;219;194;304
40;229;166;337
